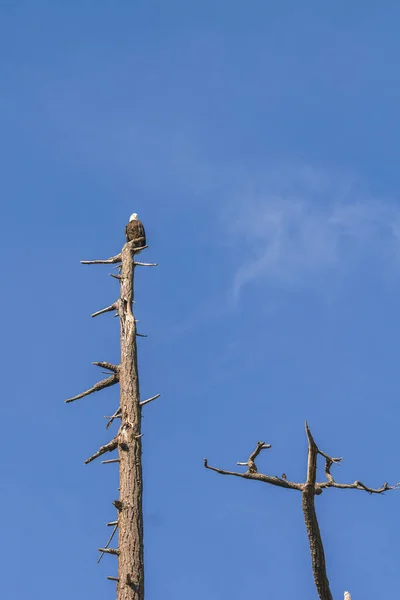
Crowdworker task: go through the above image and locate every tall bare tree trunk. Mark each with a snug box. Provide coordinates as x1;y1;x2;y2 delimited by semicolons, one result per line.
118;242;144;599
66;239;157;600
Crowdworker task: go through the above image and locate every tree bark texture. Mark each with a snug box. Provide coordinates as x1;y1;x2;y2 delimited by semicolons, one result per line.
117;242;144;600
302;487;333;600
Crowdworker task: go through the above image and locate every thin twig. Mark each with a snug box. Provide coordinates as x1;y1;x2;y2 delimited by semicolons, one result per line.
98;524;118;563
92;362;119;373
65;373;119;403
105;407;122;429
102;458;120;464
139;393;160;407
81;253;122;265
134;262;158;267
107;576;119;582
91;303;118;318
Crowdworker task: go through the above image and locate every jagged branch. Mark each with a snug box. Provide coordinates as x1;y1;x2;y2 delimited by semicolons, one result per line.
236;440;271;472
316;446;398;493
204;440;302;491
65;373;119;404
319;478;397;493
85;437;118;465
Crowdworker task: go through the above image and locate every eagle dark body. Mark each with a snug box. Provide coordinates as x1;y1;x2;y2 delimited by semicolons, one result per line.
125;219;146;249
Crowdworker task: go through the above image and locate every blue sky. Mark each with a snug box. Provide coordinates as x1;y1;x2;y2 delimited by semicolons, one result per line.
1;2;400;599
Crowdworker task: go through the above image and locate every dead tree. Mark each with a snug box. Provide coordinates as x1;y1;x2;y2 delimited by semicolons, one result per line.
204;422;399;600
65;239;157;600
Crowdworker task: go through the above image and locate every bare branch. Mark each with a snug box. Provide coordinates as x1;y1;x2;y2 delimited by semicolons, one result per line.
318;449;343;484
133;245;148;253
319;479;400;494
85;438;118;465
98;524;118;563
136;332;147;337
65;373;119;404
81;253;122;265
102;458;120;464
139;393;160;407
203;458;302;491
91;303;118;318
239;441;271;473
92;362;119;373
107;521;118;527
313;432;399;494
98;547;120;556
107;576;119;582
105;407;122;429
134;262;158;267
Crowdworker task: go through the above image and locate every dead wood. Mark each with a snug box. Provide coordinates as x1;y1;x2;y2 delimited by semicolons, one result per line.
205;422;399;600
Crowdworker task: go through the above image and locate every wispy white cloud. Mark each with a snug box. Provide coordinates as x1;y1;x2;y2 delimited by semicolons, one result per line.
222;166;400;299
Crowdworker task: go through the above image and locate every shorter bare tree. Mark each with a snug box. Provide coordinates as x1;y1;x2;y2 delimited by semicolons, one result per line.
204;422;398;600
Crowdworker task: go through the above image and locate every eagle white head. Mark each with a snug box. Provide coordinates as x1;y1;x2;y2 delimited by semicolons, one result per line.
129;213;139;221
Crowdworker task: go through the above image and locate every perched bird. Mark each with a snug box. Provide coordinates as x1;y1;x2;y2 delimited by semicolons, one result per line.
125;213;146;252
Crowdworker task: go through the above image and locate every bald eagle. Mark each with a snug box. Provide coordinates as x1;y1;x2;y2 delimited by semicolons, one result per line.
125;213;146;252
